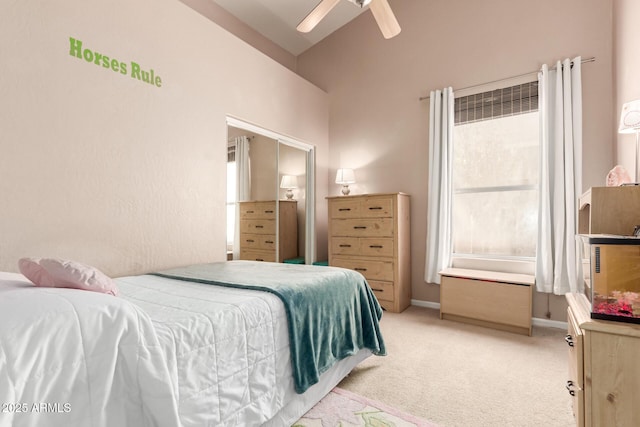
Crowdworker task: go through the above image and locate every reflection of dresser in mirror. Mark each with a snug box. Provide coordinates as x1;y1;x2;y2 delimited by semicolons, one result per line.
238;200;298;262
578;186;640;235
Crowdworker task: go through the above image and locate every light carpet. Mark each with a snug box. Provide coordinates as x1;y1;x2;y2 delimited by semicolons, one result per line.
295;387;437;426
334;306;575;427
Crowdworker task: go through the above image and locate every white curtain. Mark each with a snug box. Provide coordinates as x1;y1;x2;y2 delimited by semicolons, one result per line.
425;87;454;284
233;136;251;260
536;57;583;294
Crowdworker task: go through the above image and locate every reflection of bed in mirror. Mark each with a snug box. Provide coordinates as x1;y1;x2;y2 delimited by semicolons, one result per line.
0;261;385;426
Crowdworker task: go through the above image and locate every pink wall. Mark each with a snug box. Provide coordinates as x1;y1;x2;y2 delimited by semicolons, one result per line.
297;0;614;321
0;0;328;276
614;0;640;170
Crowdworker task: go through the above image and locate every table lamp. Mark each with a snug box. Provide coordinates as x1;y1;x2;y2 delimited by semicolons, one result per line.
280;175;298;200
335;168;355;196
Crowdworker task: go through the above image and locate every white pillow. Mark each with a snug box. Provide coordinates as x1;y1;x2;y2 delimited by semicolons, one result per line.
18;257;118;296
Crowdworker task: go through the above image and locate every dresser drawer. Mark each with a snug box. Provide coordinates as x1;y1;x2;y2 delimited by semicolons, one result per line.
329;196;394;219
567;307;584;425
329;199;363;218
240;250;276;262
377;299;394;311
331;218;394;237
331;237;394;257
368;280;394;302
239;233;276;251
331;257;394;281
239;202;276;219
361;196;394;217
240;219;275;235
359;238;394;257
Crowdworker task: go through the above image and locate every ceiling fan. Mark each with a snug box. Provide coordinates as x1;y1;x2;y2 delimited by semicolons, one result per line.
297;0;401;39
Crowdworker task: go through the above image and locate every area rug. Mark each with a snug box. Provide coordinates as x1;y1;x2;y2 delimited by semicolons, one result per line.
294;387;438;427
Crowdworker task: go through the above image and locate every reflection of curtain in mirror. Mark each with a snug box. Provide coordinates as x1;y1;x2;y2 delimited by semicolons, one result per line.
233;136;251;260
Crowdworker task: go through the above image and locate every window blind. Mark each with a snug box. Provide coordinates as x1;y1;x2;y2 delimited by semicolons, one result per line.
454;81;538;125
227;144;235;162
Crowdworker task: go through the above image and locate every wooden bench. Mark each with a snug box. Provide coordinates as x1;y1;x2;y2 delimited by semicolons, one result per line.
439;268;534;336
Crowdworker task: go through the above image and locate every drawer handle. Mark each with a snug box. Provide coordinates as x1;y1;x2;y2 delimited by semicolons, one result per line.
354;226;367;230
566;380;576;396
255;225;264;229
265;240;274;244
339;244;352;248
564;334;574;347
372;288;384;292
264;210;274;213
354;268;367;272
338;208;351;211
246;239;255;243
256;258;264;262
369;245;383;249
246;210;255;213
369;206;383;210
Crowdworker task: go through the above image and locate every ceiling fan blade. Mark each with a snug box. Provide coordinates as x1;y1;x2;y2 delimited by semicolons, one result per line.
369;0;401;39
297;0;342;33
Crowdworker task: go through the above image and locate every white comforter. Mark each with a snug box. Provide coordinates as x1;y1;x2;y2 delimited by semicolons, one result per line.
0;272;180;427
116;273;296;427
0;272;303;427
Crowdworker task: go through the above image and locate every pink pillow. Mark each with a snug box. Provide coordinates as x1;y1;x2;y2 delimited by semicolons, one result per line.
18;257;56;287
18;257;118;296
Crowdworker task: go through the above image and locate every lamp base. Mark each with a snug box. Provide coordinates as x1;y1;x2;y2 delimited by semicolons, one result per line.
341;185;351;196
285;189;294;200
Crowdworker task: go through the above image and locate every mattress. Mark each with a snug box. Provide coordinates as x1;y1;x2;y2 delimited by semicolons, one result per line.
0;267;377;427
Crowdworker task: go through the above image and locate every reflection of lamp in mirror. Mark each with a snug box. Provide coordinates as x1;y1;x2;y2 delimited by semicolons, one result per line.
280;175;298;200
619;99;640;183
335;168;356;196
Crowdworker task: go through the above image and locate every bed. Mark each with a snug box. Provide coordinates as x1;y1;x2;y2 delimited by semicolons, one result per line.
0;260;385;427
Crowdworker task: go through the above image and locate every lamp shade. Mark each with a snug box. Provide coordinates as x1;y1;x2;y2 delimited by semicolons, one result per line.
335;168;356;184
619;100;640;134
280;175;298;189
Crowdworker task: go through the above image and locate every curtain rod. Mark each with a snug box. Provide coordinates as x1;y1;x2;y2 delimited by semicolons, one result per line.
227;135;255;142
418;56;595;101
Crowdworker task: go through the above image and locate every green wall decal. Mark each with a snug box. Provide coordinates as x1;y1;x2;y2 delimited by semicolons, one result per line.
69;37;162;88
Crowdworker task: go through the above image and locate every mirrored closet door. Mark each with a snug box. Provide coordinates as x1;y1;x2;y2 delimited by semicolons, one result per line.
226;117;315;264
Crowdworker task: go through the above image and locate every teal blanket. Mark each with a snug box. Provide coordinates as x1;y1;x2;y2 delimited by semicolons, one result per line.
151;261;386;394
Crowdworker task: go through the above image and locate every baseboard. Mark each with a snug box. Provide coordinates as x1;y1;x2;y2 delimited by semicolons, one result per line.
411;299;440;310
531;317;567;330
410;299;568;330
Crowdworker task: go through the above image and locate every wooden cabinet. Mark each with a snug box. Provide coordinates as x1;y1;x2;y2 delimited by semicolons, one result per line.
238;200;297;263
327;193;411;313
566;293;640;426
439;268;533;336
578;187;640;235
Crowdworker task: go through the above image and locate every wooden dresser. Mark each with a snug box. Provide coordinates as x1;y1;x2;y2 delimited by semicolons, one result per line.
327;193;411;313
238;200;297;263
566;293;640;426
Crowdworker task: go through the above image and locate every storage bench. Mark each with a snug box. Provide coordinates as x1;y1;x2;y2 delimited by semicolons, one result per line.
439;268;534;336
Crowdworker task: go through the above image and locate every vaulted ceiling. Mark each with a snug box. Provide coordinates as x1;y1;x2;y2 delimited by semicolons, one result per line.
212;0;370;55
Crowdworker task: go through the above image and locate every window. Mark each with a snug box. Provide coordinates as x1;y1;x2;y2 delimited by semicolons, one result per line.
452;82;539;259
226;144;236;252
